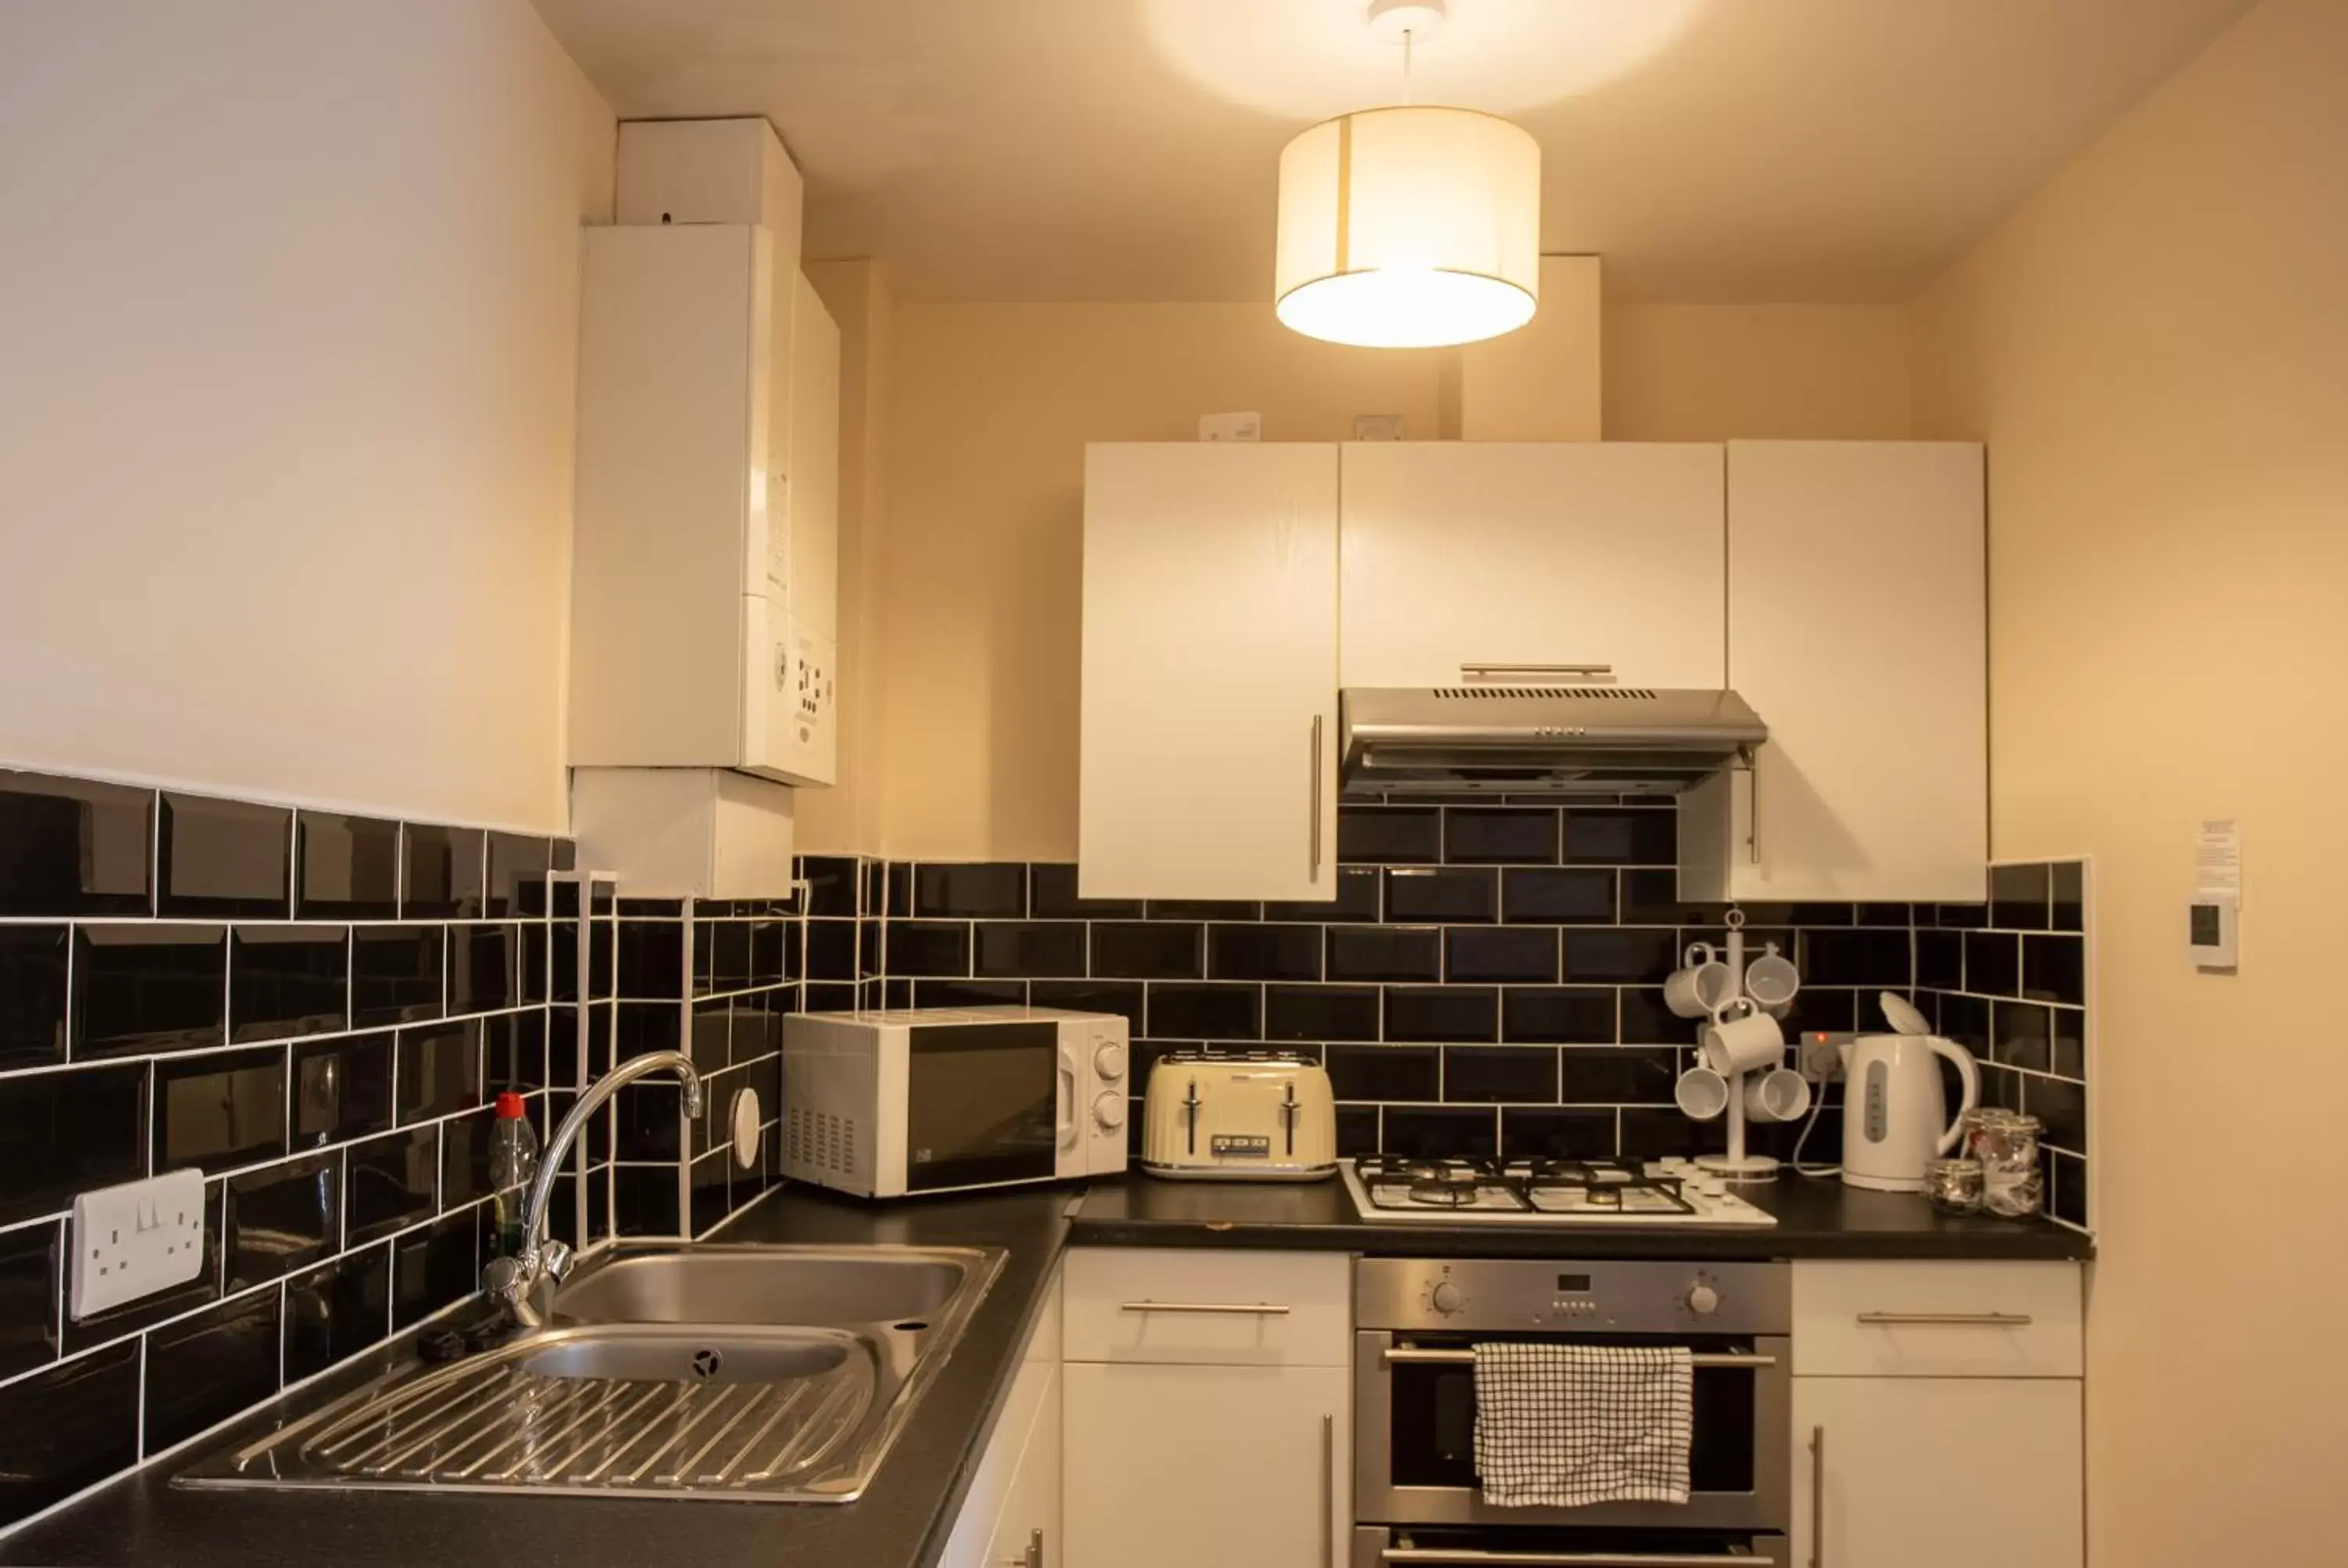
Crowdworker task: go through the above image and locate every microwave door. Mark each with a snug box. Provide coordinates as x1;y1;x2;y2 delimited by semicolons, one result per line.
903;1021;1061;1192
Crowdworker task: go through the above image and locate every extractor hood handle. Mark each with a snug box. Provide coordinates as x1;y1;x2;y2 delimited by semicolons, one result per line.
1458;663;1615;682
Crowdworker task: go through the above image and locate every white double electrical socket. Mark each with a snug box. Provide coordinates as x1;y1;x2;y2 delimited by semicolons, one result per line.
70;1168;207;1321
1798;1031;1856;1085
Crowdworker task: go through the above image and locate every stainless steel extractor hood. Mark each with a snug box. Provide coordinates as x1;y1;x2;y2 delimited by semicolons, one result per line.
1338;684;1766;797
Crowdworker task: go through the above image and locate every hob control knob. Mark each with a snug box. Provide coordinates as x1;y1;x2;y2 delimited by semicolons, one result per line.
1430;1281;1464;1315
1093;1091;1126;1131
1093;1041;1127;1081
1685;1283;1721;1317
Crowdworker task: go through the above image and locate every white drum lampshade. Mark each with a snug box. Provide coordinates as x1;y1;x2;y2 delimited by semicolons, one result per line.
1274;106;1541;349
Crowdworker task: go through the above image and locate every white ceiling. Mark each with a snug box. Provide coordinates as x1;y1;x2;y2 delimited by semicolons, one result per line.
531;0;2253;303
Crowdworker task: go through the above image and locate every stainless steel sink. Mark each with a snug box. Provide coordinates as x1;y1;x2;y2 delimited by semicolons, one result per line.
552;1248;971;1328
178;1244;1004;1504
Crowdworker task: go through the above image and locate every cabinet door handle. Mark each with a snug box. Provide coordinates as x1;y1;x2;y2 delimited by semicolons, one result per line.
1119;1300;1292;1315
1000;1527;1043;1568
1808;1425;1825;1568
1321;1412;1336;1568
1309;713;1324;879
1855;1311;2034;1327
1457;662;1615;681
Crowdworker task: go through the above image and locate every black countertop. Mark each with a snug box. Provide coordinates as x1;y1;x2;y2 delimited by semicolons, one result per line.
0;1187;1076;1568
4;1172;2084;1568
1068;1172;2094;1261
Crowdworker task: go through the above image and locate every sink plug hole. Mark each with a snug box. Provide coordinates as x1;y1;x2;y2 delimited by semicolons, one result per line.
691;1347;724;1379
894;1321;930;1333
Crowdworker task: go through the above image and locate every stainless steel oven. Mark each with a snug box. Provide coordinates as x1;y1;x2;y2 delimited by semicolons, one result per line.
1354;1258;1790;1564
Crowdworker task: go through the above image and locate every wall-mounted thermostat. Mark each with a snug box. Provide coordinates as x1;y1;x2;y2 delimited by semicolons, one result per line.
2190;889;2238;970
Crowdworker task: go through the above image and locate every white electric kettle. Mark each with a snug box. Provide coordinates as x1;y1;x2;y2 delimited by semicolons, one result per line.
1841;992;1981;1192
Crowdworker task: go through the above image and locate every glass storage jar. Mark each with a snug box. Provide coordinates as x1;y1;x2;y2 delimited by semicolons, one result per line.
1963;1108;2044;1218
1925;1156;1986;1214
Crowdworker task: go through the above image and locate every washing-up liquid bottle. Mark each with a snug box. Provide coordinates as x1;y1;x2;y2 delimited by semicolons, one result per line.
488;1091;540;1257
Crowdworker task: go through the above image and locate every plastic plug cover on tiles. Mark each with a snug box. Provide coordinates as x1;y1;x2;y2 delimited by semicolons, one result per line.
70;1168;207;1320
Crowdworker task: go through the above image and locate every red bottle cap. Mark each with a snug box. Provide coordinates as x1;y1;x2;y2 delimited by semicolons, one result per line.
495;1091;527;1120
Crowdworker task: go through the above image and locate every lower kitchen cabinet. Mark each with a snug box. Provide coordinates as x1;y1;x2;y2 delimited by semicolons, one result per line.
1063;1361;1349;1568
1792;1376;2082;1568
941;1268;1063;1568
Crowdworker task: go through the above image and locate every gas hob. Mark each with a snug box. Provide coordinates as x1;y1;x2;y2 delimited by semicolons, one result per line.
1340;1156;1778;1228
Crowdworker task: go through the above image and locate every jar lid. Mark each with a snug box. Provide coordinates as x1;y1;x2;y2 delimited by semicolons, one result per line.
1969;1107;2041;1133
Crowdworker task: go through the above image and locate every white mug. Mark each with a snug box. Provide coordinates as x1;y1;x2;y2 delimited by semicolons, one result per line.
1743;1066;1813;1124
1744;945;1802;1012
1674;1066;1730;1122
1664;956;1739;1020
1700;1001;1786;1077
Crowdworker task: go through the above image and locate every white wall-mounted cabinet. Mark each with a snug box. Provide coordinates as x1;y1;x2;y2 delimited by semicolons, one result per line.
1060;1249;1349;1568
1680;441;1986;903
1338;442;1726;690
567;767;794;901
1079;443;1339;902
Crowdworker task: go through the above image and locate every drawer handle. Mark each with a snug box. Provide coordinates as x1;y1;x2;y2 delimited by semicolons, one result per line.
1121;1300;1292;1315
1381;1550;1759;1566
1855;1311;2034;1327
1384;1348;1774;1368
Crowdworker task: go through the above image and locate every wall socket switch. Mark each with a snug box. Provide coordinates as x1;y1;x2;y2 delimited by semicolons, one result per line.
1798;1031;1856;1085
70;1168;207;1321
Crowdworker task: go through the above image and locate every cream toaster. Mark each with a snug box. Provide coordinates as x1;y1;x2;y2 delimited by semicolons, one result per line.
1141;1051;1338;1181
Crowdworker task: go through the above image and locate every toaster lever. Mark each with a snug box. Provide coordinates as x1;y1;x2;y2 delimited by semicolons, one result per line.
1280;1080;1298;1157
1183;1080;1201;1156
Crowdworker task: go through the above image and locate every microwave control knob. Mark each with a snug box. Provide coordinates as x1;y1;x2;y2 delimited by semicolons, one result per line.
1093;1041;1127;1081
1685;1283;1721;1317
1092;1091;1126;1131
1429;1281;1464;1315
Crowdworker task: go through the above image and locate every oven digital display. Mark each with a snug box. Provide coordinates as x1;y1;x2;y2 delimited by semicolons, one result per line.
1555;1273;1592;1293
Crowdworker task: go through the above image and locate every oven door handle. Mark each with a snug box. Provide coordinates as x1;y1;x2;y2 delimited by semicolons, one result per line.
1381;1348;1777;1368
1380;1550;1765;1566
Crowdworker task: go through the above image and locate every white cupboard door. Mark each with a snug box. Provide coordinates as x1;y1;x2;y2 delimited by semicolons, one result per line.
1792;1378;2082;1568
1714;441;1986;902
1063;1361;1347;1568
1080;443;1339;901
1338;443;1726;690
987;1362;1061;1568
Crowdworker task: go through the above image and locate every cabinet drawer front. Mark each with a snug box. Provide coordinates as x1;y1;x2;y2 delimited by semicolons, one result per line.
1794;1261;2081;1378
1065;1247;1352;1366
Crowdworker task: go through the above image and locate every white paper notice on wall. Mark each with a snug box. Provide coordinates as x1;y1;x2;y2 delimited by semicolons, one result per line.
1198;411;1261;442
2191;818;2241;970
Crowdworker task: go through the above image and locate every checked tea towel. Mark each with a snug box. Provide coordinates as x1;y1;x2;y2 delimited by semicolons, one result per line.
1471;1343;1694;1507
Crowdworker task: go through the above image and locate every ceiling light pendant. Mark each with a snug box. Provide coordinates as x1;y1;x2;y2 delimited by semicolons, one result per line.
1274;0;1540;350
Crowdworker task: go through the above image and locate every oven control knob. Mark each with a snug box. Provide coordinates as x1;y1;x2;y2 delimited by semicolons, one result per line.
1430;1281;1464;1315
1092;1091;1126;1131
1684;1283;1721;1317
1093;1041;1127;1081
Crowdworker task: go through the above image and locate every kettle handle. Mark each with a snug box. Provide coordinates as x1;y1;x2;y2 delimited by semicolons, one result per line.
1928;1035;1981;1156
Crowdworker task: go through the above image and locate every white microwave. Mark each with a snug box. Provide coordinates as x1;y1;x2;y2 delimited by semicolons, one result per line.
782;1006;1130;1198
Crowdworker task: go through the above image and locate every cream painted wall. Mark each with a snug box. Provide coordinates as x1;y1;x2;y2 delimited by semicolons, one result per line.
798;258;896;856
0;1;612;831
1910;2;2346;1562
872;304;1445;860
1604;303;1915;441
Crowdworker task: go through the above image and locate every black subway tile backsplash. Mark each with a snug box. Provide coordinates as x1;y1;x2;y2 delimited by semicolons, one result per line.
1338;806;1441;865
391;1210;478;1329
294;1031;394;1149
154;1047;287;1174
1028;863;1143;920
395;1021;481;1124
0;926;69;1069
352;925;445;1028
158;794;290;918
1266;984;1380;1043
2023;933;2085;1006
1382;1106;1498;1160
0;772;153;916
1208;924;1322;982
484;833;552;919
1325;1043;1441;1102
1964;930;2021;996
1503;867;1617;925
1385;985;1499;1044
0;1221;59;1381
1504;987;1619;1045
223;1152;339;1290
1093;922;1202;980
294;813;399;920
400;824;484;919
72;925;227;1057
1443;1045;1558;1103
1146;984;1262;1041
1563;808;1676;866
1327;925;1442;984
0;1063;147;1226
1501;1106;1618;1161
978;922;1090;979
0;1339;139;1528
347;1127;437;1243
1385;866;1496;924
283;1245;390;1385
884;921;972;978
1990;862;2051;931
1446;926;1559;984
1444;808;1559;865
1267;866;1381;924
230;925;348;1041
1560;927;1679;984
915;862;1028;919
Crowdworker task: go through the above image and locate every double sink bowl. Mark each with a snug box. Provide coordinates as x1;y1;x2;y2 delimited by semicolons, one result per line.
180;1245;1004;1504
